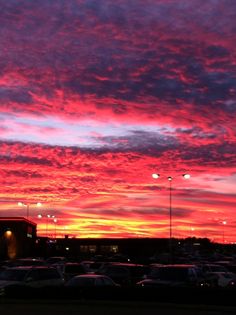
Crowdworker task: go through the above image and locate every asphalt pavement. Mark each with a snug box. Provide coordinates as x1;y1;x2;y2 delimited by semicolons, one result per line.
1;300;236;315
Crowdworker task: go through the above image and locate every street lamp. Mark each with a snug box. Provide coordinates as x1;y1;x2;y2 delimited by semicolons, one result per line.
38;214;56;237
152;173;190;262
18;202;42;220
222;220;227;244
53;218;58;238
190;227;195;237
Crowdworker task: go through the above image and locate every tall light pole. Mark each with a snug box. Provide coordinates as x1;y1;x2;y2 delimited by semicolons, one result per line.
38;214;55;237
152;173;190;263
222;220;227;244
18;202;42;220
167;176;173;242
53;218;58;239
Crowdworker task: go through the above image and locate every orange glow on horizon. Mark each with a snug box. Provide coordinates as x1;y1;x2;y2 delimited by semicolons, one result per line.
0;1;236;244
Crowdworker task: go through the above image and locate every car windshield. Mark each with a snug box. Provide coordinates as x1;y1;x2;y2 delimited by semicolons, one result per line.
15;259;45;266
65;265;85;273
68;277;95;286
210;265;227;272
158;268;189;281
0;269;28;281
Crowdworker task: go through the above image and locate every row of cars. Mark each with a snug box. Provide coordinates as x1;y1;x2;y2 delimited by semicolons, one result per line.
0;257;236;297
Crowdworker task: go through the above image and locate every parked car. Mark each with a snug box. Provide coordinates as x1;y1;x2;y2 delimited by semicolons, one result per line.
46;256;67;265
1;258;46;268
65;274;119;287
58;262;87;282
137;264;207;288
98;262;149;286
199;264;236;287
0;266;64;296
79;260;109;273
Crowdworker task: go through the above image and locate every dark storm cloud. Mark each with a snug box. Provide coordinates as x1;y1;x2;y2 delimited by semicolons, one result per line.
203;45;230;58
86;128;236;169
93;130;179;154
181;142;236;164
0;87;33;104
2;170;43;178
0;153;53;166
135;207;194;218
0;0;235;124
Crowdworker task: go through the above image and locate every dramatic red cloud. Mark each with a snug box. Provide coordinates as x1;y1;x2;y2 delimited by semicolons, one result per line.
0;0;236;243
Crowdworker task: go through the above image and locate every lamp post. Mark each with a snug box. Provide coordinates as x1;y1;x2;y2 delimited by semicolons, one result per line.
38;214;55;237
222;220;227;244
18;202;42;220
53;218;58;238
190;227;195;237
152;173;190;262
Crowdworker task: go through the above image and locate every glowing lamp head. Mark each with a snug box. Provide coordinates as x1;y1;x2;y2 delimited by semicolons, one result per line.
167;176;172;181
36;202;42;207
152;173;160;179
5;230;12;237
18;202;24;207
183;174;191;179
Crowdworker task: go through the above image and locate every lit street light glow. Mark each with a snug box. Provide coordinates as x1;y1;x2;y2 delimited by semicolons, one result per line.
152;172;190;262
222;220;227;243
18;202;42;220
38;213;57;237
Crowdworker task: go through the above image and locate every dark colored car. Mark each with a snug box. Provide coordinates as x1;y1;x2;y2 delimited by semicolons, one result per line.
65;274;119;287
0;266;64;296
59;262;87;282
98;263;149;286
2;258;46;268
137;264;207;288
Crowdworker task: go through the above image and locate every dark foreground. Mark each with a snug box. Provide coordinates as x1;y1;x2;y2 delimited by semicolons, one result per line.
2;285;236;306
1;300;236;315
1;287;236;315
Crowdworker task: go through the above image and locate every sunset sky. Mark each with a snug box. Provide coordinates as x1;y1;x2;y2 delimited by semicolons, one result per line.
0;0;236;242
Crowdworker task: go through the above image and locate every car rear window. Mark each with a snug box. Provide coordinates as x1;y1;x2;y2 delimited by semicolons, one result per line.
68;277;95;286
28;268;61;280
0;269;28;281
158;267;189;281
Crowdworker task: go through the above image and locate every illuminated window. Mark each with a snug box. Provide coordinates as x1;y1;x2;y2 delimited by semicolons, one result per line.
80;245;97;253
101;245;118;253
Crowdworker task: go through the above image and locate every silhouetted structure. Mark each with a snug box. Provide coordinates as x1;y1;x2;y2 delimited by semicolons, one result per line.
0;217;36;259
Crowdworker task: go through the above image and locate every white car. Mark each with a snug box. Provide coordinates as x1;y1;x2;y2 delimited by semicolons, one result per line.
65;274;120;287
207;271;236;287
200;264;236;287
0;266;64;295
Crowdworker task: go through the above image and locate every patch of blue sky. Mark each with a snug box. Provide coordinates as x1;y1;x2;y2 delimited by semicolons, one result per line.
192;174;236;195
0;113;176;147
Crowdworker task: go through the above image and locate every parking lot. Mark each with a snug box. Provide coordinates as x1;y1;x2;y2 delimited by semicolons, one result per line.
1;300;236;315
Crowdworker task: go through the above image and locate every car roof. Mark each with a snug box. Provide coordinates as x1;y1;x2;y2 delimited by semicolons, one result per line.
64;262;82;265
9;266;56;270
73;274;107;278
108;262;144;267
15;258;44;261
158;264;197;268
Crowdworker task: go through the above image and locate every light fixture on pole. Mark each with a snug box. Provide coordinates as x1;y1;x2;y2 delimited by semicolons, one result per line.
152;173;190;262
53;218;58;239
46;214;55;238
222;220;227;244
37;214;55;237
18;202;42;220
